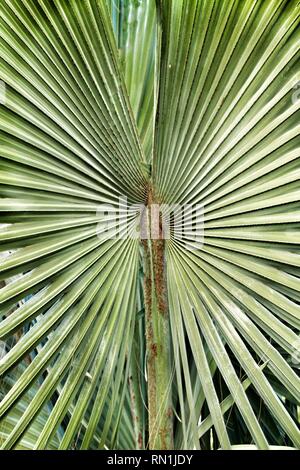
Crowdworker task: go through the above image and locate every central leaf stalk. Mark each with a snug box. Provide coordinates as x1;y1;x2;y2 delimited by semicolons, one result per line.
141;186;173;450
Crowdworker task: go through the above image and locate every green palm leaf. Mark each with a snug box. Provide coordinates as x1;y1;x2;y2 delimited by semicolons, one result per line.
0;0;299;450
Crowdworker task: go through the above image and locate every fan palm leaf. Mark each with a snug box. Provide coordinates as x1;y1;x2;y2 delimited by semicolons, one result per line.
0;0;299;450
